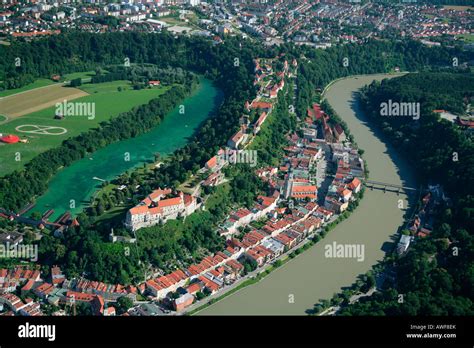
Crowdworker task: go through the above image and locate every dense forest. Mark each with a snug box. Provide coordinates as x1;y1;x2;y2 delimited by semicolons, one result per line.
338;72;474;315
359;72;474;200
91;65;195;87
294;39;472;119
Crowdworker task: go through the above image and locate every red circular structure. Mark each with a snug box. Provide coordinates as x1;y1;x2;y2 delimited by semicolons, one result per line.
0;134;20;144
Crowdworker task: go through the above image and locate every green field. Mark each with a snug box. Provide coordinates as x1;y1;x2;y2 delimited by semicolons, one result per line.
456;34;474;43
0;79;55;98
159;13;200;29
62;71;96;82
0;80;169;176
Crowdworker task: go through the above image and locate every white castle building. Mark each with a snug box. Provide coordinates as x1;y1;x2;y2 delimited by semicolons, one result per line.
125;188;197;231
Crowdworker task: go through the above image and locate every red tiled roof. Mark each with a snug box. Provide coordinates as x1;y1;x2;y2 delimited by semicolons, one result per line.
21;279;35;292
158;197;182;208
348;177;361;190
206;156;217;169
250;101;273;110
230;130;244;143
186;283;201;294
292;185;317;193
129;205;149;215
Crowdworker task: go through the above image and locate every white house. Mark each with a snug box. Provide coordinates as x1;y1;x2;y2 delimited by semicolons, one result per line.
125;189;197;231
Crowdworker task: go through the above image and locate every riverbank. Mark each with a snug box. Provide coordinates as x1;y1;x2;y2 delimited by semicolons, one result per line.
198;73;417;315
187;237;316;315
320;72;406;100
30;79;222;220
188;209;358;315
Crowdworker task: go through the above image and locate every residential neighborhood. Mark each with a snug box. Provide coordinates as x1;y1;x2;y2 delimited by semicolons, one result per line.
0;0;472;49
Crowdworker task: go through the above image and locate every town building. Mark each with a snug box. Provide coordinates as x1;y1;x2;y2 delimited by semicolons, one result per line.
125;188;197;231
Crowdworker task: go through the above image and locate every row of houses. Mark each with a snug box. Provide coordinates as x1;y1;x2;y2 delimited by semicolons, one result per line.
0;293;43;316
217;191;280;238
227;57;294;150
142;246;246;311
0;263;137;316
0;266;41;294
154;257;245;312
324;159;363;214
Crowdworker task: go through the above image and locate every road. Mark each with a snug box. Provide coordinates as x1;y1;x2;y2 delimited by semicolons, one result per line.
198;73;416;315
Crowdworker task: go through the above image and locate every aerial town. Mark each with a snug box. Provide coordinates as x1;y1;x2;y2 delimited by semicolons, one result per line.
0;54;370;316
0;1;472;346
0;0;472;48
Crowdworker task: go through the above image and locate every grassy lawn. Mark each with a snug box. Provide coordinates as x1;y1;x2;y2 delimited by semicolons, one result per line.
94;205;130;227
456;34;474;43
0;80;170;176
0;79;55;98
159;14;200;30
80;80;133;94
205;183;230;211
62;71;96;83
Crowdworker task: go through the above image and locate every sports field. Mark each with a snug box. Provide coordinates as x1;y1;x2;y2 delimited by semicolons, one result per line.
0;80;169;176
0;84;89;118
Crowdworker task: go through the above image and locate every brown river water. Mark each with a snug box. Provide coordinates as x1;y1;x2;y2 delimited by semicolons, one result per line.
198;74;417;315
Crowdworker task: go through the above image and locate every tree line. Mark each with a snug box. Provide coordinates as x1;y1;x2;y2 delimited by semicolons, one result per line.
0;32;259;283
0;32;257;212
339;72;473;315
294;39;472;119
0;84;190;212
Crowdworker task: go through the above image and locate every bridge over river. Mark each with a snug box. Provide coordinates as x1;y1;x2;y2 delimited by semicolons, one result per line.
198;73;417;315
364;180;419;194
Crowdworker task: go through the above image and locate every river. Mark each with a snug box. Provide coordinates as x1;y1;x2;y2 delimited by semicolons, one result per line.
32;79;222;220
198;74;417;315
